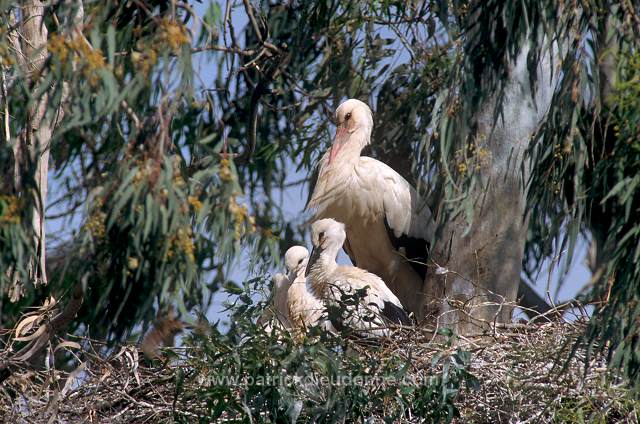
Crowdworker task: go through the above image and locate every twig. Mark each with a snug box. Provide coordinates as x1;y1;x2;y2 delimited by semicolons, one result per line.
0;275;86;384
121;100;142;132
242;0;263;43
191;45;255;56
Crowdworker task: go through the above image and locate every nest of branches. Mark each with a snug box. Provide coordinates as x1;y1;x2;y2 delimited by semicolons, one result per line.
457;320;638;422
0;319;637;423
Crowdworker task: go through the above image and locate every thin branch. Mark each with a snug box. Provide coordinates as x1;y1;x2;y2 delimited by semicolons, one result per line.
242;0;263;43
121;100;142;133
191;45;255;56
0;275;86;384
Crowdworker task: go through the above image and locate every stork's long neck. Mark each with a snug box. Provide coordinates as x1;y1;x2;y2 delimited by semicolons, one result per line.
307;249;339;297
335;128;370;166
307;128;372;217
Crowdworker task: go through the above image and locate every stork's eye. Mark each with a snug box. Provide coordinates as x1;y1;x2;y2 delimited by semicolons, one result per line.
298;258;304;264
318;231;325;240
345;112;352;121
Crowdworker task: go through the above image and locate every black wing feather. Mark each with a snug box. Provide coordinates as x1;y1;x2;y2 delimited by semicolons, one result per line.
383;216;430;281
382;301;412;325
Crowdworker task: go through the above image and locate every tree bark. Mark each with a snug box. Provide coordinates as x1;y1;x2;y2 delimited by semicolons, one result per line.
5;1;84;294
424;42;558;335
587;2;619;277
20;0;51;286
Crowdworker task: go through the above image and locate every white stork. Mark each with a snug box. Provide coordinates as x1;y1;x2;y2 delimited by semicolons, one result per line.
307;98;435;321
283;246;332;339
258;272;292;333
305;218;411;337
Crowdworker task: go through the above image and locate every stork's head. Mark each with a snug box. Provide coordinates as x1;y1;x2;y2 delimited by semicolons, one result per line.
329;99;374;164
284;245;309;280
305;218;346;276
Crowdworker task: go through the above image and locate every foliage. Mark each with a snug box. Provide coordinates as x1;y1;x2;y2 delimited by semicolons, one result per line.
583;51;640;393
2;309;637;422
473;2;640;390
180;279;477;423
0;0;280;339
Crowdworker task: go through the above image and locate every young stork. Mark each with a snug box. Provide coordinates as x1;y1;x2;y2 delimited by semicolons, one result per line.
307;99;435;321
258;272;292;333
305;218;411;337
283;246;332;339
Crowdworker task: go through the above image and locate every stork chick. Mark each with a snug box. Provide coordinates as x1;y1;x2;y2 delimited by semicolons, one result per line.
305;218;411;337
258;272;292;333
307;99;436;322
284;246;332;340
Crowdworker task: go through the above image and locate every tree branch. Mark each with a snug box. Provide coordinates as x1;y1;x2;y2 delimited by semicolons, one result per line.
0;275;86;384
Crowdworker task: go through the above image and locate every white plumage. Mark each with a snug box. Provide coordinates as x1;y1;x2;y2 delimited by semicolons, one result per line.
258;272;292;333
305;218;411;337
283;246;332;339
307;99;435;321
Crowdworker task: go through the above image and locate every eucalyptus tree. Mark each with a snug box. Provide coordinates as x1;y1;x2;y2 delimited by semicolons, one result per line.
0;0;638;390
422;0;640;388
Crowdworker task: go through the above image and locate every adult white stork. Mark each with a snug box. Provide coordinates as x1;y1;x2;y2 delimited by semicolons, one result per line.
307;99;435;321
257;272;292;333
305;219;411;337
283;246;332;340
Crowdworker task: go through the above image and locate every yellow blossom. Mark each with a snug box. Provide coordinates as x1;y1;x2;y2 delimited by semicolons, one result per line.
248;215;257;233
219;157;233;182
128;257;139;270
131;48;158;77
64;36;107;85
228;196;248;240
0;195;21;224
84;210;106;239
165;226;195;263
477;147;490;160
173;173;186;187
176;227;195;262
83;47;106;70
227;195;257;239
48;33;69;63
188;195;203;212
158;18;190;52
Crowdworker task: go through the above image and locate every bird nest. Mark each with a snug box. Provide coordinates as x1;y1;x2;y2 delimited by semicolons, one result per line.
457;321;637;422
0;320;637;423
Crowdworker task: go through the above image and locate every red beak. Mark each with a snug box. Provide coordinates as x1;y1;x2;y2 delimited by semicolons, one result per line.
329;126;349;164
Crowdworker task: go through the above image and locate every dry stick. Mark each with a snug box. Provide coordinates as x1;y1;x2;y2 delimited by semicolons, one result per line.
121;100;142;132
191;44;254;56
0;275;86;384
0;66;9;144
224;0;238;72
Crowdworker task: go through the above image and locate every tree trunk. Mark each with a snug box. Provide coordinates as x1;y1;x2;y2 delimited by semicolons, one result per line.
7;1;84;293
424;42;558;335
587;2;619;278
20;1;51;286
